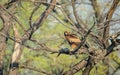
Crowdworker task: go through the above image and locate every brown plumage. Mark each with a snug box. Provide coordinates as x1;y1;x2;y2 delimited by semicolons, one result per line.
64;31;89;49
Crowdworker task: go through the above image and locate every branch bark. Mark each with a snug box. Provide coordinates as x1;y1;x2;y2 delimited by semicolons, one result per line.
103;0;119;47
8;0;56;75
0;6;13;75
63;58;88;75
90;0;101;22
9;24;21;75
22;0;56;41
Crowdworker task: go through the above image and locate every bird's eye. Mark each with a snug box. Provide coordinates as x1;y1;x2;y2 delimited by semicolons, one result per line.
64;32;67;36
64;31;70;36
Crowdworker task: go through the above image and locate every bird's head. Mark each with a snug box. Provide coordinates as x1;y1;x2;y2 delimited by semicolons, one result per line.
64;31;70;36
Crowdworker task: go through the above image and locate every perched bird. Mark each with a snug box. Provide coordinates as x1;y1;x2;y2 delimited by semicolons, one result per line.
57;48;70;57
64;31;89;50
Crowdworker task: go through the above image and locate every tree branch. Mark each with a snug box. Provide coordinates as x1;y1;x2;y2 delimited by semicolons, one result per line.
63;58;88;75
72;20;96;53
103;0;119;47
22;0;56;41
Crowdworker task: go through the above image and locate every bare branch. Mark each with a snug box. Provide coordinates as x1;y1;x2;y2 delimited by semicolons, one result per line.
22;0;56;41
29;3;41;27
63;58;88;75
90;0;101;22
0;5;26;33
9;24;21;75
20;65;53;75
103;0;119;46
72;20;96;53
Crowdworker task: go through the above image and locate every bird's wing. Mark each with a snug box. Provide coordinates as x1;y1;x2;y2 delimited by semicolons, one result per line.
68;36;80;43
65;36;80;44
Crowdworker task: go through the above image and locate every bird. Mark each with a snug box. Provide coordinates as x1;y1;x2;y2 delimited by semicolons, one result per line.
64;31;89;50
57;48;69;57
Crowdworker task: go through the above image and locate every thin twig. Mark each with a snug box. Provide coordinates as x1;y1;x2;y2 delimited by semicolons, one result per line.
20;65;53;75
29;3;41;27
72;19;96;53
